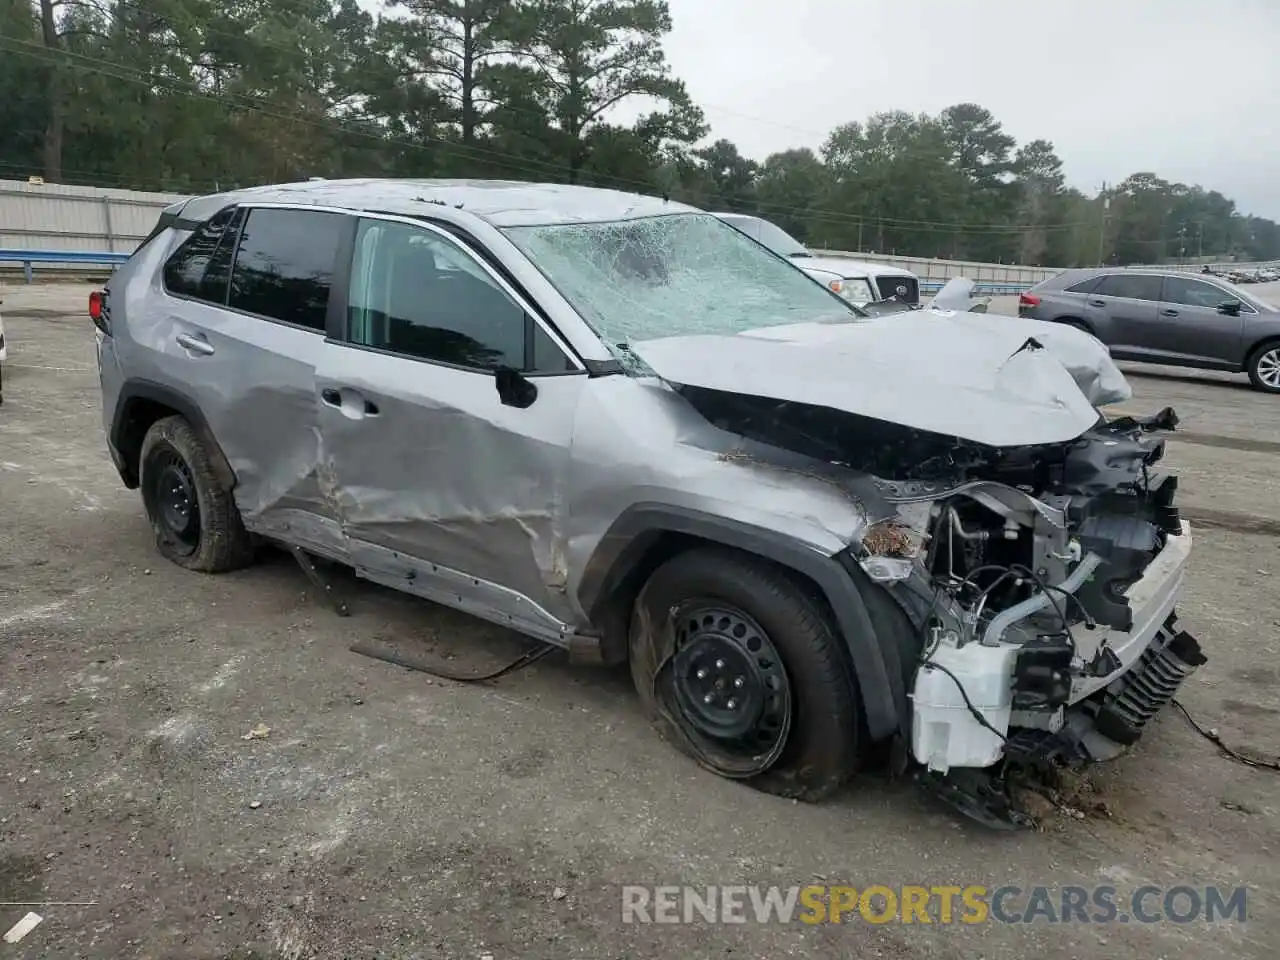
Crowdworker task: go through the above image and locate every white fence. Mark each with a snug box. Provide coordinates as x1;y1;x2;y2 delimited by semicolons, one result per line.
1;178;1276;282
811;249;1060;289
0;179;184;254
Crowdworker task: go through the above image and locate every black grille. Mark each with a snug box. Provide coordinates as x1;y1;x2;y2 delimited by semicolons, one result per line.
876;275;919;303
1093;627;1205;745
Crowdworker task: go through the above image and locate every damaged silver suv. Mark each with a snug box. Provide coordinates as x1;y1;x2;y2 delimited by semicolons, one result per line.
93;179;1203;827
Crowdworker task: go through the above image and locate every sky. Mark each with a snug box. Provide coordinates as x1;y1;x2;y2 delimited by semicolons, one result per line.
644;0;1280;218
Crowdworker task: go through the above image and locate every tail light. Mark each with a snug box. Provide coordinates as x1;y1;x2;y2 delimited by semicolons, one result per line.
89;290;110;335
1018;293;1041;308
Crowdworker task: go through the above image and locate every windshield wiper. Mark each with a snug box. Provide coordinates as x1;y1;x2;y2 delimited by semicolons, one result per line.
788;252;814;259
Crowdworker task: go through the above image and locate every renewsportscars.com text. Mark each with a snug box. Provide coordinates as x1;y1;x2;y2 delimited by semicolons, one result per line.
621;884;1248;925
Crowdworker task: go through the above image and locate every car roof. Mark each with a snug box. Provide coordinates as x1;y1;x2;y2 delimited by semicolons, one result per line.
1037;266;1210;289
173;178;701;229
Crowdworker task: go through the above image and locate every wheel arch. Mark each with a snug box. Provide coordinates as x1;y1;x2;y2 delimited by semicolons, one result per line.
1243;334;1280;371
1053;315;1093;333
111;379;235;491
577;503;909;742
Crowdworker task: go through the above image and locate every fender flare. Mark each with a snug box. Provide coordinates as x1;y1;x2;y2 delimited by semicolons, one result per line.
577;503;908;741
111;379;236;491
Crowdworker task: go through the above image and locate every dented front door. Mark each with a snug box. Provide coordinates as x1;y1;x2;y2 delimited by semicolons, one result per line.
315;215;586;628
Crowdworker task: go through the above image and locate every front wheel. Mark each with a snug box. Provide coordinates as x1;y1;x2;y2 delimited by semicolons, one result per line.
1247;341;1280;393
629;547;860;801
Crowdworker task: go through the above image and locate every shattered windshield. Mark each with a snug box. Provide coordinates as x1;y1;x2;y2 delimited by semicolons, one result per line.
503;213;860;361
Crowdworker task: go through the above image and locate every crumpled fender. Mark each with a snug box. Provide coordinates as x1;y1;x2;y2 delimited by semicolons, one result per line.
925;277;1132;408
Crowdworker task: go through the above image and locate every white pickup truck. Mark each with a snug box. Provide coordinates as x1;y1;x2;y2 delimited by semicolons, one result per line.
712;212;921;308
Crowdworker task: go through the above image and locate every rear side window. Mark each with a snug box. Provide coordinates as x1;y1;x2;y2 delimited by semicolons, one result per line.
162;206;241;303
1064;275;1101;294
1093;274;1162;302
228;208;346;331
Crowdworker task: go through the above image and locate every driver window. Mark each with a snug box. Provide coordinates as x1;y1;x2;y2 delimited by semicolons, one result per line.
346;218;572;372
1163;276;1239;311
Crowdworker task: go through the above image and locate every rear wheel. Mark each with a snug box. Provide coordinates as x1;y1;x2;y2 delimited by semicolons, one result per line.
1246;341;1280;393
139;415;254;572
629;547;860;801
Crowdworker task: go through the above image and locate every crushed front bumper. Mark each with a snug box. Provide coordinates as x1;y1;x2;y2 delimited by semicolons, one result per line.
1067;520;1194;703
914;521;1205;828
1011;520;1203;764
1004;614;1205;767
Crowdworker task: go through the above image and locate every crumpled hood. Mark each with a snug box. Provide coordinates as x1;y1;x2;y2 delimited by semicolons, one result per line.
631;312;1120;448
920;278;1131;408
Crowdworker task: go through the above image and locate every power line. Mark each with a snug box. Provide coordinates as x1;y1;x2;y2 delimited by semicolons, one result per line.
4;33;1102;237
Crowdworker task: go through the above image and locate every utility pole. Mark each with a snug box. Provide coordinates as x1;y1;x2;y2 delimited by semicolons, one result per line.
1096;182;1109;265
856;219;864;252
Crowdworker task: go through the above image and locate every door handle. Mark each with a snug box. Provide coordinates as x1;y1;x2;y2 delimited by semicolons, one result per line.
1161;308;1179;317
320;387;379;417
175;332;214;356
1087;299;1106;307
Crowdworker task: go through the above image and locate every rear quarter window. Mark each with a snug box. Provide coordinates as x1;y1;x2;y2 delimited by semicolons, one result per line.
162;206;243;303
1064;276;1101;294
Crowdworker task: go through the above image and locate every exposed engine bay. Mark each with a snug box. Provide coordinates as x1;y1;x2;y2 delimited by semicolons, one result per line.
861;405;1204;826
676;382;1205;828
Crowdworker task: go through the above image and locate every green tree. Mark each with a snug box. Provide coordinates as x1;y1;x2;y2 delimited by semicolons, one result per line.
692;138;756;211
939;103;1017;261
0;0;48;176
754;148;830;243
1011;138;1066;265
496;0;703;181
819;111;969;255
383;0;514;148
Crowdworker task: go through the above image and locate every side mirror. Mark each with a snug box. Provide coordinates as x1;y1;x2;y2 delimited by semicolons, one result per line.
1217;301;1242;317
494;366;538;408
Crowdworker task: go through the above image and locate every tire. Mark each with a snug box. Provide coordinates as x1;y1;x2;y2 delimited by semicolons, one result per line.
139;415;254;572
1246;340;1280;394
629;547;860;801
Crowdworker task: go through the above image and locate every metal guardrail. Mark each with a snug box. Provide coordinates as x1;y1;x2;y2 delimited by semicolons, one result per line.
919;280;1027;296
0;249;129;283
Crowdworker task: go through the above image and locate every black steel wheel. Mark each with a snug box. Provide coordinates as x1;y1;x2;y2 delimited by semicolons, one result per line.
668;602;792;761
139;415;254;572
145;449;201;557
630;547;861;801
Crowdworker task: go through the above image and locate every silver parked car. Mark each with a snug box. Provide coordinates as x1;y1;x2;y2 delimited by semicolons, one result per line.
94;179;1203;827
1018;267;1280;392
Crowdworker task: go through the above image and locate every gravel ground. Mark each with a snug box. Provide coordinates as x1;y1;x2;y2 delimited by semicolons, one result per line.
2;283;1279;959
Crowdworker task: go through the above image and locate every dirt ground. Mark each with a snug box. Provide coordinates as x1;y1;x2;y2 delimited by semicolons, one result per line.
2;283;1279;959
